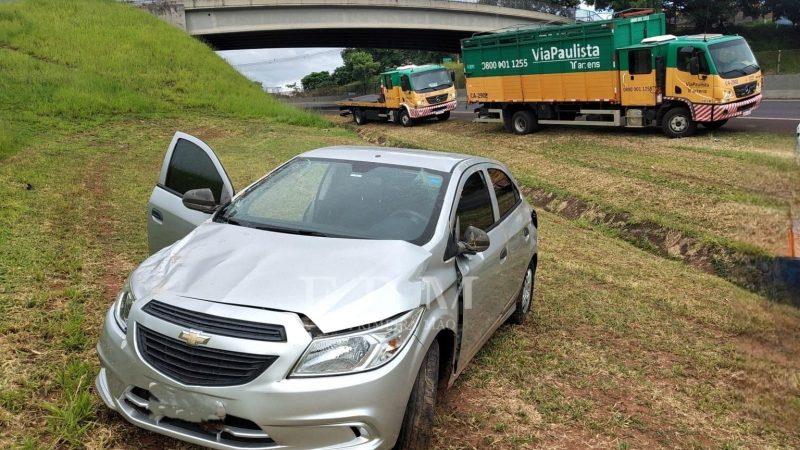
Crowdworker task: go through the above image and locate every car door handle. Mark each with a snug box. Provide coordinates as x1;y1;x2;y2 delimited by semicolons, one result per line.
151;208;163;224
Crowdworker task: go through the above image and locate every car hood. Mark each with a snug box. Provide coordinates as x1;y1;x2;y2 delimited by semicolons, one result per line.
131;222;434;333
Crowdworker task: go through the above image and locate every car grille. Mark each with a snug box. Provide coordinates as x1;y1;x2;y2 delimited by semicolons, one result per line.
733;81;757;98
143;300;286;342
136;325;277;386
426;94;448;104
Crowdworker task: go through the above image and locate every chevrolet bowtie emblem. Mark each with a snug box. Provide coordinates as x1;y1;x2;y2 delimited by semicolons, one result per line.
178;329;211;346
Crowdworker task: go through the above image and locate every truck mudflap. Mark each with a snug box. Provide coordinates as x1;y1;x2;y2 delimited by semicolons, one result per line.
691;93;762;122
409;100;457;119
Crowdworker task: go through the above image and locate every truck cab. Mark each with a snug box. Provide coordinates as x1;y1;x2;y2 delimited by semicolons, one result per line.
339;64;458;127
619;34;762;136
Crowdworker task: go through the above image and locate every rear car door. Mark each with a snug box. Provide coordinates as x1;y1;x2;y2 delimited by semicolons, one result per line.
147;132;234;254
486;167;531;303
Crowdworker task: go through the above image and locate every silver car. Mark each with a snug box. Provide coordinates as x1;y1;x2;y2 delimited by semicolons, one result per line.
95;132;538;450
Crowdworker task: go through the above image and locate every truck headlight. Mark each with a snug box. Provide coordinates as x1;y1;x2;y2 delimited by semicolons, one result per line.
290;307;423;377
113;279;136;332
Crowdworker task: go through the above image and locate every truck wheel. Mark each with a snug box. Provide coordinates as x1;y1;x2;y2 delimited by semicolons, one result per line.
511;110;537;135
436;111;450;121
353;109;367;126
662;107;696;138
394;340;439;450
399;109;414;127
508;261;536;325
702;119;728;130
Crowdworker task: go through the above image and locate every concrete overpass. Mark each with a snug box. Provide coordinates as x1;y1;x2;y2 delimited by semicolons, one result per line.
152;0;574;52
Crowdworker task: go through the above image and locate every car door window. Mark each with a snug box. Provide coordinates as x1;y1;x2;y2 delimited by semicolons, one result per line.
487;168;520;218
164;138;224;202
455;171;495;238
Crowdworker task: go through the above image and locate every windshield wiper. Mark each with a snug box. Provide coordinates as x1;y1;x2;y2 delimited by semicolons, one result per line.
742;63;760;74
721;68;746;78
253;224;330;237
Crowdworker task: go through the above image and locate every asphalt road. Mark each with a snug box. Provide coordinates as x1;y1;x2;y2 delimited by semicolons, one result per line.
310;99;800;134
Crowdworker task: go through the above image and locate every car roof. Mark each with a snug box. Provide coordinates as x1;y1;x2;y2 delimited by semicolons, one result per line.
300;146;491;173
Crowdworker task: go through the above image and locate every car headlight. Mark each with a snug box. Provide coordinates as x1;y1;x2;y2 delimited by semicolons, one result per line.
290;307;424;377
113;279;136;332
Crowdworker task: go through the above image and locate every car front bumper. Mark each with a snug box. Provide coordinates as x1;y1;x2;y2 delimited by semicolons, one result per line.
95;302;425;450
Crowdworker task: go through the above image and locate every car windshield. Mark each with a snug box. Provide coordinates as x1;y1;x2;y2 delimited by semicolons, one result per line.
709;38;759;79
410;69;452;93
215;157;449;245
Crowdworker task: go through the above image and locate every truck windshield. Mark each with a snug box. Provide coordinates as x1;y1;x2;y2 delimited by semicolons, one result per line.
410;69;452;93
709;39;759;79
215;157;449;245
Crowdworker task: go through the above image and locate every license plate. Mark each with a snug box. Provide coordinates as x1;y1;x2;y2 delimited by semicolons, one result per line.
741;109;752;116
147;383;227;422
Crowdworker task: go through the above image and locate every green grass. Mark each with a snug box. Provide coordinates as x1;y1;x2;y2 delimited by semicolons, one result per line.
0;0;326;159
1;0;799;448
351;120;800;257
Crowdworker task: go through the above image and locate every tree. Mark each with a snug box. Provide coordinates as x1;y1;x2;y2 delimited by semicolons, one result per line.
769;0;800;26
347;51;381;88
301;71;334;91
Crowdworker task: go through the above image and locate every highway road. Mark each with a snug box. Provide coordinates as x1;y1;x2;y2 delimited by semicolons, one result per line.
307;99;799;134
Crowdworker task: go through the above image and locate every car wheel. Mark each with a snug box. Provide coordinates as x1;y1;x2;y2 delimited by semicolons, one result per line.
436;111;450;121
702;119;728;130
394;340;439;450
511;110;537;135
509;264;535;325
662;107;696;138
399;109;414;127
353;109;367;125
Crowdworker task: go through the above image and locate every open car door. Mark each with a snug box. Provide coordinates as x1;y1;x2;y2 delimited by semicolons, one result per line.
147;132;234;254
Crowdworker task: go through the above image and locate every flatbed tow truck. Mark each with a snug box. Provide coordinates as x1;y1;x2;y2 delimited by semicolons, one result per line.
338;64;458;127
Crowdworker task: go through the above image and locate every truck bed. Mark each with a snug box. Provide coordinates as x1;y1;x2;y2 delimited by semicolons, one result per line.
337;94;385;109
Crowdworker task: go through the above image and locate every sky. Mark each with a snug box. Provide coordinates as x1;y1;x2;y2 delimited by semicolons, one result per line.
218;48;344;92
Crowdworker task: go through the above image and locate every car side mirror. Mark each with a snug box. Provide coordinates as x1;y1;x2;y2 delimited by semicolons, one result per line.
457;226;490;255
182;188;218;214
689;56;700;76
450;70;456;82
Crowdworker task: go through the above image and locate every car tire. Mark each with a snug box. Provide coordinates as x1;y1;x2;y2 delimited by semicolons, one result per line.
436;111;450;121
508;263;535;325
399;109;414;127
394;340;439;450
662;107;696;138
511;110;537;135
702;119;728;130
353;109;367;125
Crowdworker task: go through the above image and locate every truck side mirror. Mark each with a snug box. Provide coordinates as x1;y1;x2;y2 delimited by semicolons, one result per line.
450;70;456;82
689;56;700;76
401;75;411;91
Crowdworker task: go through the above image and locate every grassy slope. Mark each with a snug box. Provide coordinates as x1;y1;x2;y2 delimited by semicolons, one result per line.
1;0;799;449
0;0;325;160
